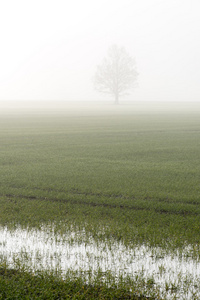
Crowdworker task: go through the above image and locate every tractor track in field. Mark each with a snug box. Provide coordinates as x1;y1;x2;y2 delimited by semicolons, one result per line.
1;192;199;216
2;184;200;206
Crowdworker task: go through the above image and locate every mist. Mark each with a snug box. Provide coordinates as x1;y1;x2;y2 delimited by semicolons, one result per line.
0;0;200;103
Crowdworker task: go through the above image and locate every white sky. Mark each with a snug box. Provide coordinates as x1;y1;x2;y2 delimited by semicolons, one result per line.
0;0;199;102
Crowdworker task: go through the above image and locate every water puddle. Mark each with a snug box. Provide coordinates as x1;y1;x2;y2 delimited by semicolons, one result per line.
0;225;200;299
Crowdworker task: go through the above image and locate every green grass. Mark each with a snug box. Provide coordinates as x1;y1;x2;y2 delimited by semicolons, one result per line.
1;108;200;249
1;103;200;298
0;267;153;299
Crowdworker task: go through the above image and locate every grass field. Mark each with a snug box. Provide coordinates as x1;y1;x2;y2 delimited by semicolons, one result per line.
0;102;200;299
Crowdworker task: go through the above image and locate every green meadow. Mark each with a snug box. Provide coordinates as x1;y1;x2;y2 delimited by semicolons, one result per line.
0;102;200;299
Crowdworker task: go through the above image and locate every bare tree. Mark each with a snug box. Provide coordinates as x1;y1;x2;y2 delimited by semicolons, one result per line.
94;45;138;104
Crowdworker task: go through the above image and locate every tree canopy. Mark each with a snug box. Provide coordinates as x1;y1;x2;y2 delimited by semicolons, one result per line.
94;45;138;104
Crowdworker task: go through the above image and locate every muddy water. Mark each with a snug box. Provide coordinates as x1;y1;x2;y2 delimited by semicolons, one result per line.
0;225;200;299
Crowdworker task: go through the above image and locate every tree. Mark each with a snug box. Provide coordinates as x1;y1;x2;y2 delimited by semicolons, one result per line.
94;45;138;104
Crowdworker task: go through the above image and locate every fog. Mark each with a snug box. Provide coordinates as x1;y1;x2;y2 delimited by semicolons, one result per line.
0;0;200;103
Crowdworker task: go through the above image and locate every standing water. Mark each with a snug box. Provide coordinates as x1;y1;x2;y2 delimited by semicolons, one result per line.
0;225;200;299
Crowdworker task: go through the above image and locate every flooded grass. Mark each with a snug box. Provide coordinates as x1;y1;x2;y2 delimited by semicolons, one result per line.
1;224;200;299
1;105;200;299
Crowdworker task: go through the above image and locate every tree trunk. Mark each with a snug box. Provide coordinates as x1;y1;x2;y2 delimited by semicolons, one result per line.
114;93;119;105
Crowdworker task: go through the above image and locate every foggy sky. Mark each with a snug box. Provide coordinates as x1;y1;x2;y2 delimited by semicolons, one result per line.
0;0;199;102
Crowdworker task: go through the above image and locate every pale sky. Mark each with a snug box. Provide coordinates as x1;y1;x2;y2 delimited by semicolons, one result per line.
0;0;199;102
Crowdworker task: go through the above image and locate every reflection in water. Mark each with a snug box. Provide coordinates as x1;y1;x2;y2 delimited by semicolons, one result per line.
0;225;200;299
